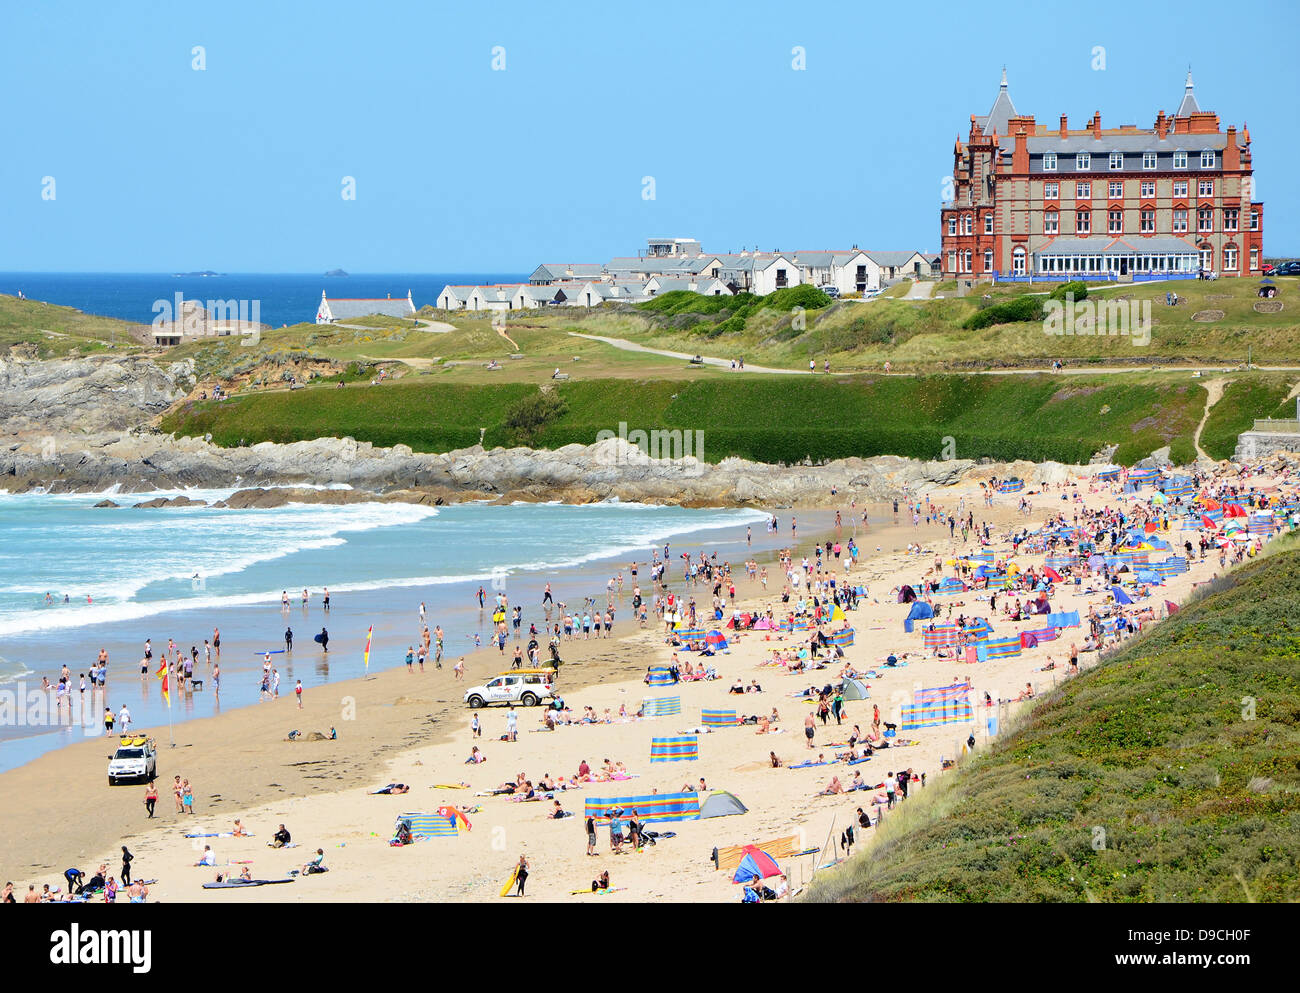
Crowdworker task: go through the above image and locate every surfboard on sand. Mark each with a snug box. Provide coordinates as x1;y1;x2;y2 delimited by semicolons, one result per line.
499;867;519;897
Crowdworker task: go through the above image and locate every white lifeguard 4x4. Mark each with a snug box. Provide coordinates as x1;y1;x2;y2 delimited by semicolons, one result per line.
108;736;157;785
464;672;555;709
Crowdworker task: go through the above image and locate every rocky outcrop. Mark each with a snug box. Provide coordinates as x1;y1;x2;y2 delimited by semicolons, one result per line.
0;355;194;440
0;432;1114;507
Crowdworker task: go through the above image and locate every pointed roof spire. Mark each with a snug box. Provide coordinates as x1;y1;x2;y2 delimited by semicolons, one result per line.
983;67;1017;136
1176;67;1200;117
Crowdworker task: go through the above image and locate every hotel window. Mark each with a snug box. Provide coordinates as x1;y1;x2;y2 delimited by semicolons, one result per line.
1109;209;1123;234
1198;179;1214;198
1224;247;1238;271
1143;152;1157;170
1173;209;1188;233
1173;151;1188;169
1076;209;1091;234
1173;180;1188;198
1109;151;1123;169
1198;207;1214;232
963;214;973;235
983;249;993;272
1013;247;1026;275
1250;209;1259;231
963;249;972;272
1076;181;1091;199
1043;153;1057;171
1224;208;1239;231
1076;152;1091;170
1043;181;1059;199
984;213;993;234
1140;209;1155;233
1109;181;1123;199
1140;181;1155;198
1200;246;1213;271
1251;246;1259;270
1200;150;1216;168
1044;210;1059;234
947;217;957;236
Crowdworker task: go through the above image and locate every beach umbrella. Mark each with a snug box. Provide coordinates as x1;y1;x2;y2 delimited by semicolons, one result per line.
705;630;728;649
1224;504;1247;518
732;845;783;884
1200;515;1218;529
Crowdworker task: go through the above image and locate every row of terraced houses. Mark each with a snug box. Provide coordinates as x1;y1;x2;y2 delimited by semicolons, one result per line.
432;240;937;312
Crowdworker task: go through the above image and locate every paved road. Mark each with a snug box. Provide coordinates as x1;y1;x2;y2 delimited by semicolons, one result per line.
566;332;807;374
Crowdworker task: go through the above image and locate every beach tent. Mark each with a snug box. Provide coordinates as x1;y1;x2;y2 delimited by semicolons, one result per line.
903;601;935;633
699;791;748;819
646;667;675;687
705;630;729;650
641;696;682;717
830;605;846;622
584;791;701;825
650;735;699;763
1111;586;1134;605
840;678;871;702
898;585;916;603
732;845;782;884
701;709;738;728
1135;568;1162;585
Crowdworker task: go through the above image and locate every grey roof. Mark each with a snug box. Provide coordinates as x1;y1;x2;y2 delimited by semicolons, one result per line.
794;251;836;268
323;294;415;319
1175;71;1200;117
437;285;472;302
1035;235;1199;256
1010;133;1230;154
534;263;606;281
866;250;924;267
983;68;1018;136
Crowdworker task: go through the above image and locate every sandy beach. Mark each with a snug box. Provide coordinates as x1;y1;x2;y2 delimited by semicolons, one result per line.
2;469;1285;903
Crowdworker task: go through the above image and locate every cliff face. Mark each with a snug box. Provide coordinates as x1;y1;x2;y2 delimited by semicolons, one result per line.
0;355;193;440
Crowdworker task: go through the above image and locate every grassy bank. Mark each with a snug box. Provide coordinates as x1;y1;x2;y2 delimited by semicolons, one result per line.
0;293;141;358
804;537;1300;902
161;371;1207;465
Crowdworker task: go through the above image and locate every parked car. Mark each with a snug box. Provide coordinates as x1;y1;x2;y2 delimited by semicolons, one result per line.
1277;261;1300;276
464;670;556;709
1261;263;1275;275
819;285;841;298
108;735;157;785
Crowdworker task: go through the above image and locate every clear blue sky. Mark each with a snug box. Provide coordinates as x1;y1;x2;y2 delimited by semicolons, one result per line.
1;0;1294;271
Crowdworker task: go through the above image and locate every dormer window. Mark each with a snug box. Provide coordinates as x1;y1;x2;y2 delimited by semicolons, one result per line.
1076;152;1090;170
1109;151;1123;169
1200;150;1215;168
1142;152;1157;170
1173;150;1188;169
1043;152;1057;171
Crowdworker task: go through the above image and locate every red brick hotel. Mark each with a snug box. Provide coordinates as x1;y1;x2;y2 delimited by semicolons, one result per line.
941;71;1263;281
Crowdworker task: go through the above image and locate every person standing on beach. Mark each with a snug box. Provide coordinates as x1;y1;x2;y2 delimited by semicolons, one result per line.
285;626;293;652
120;846;133;886
173;776;184;814
513;854;529;896
471;712;481;738
212;661;220;697
319;628;329;652
505;706;518;742
295;679;303;709
323;588;330;612
405;647;415;673
143;781;158;818
212;628;221;663
804;711;816;749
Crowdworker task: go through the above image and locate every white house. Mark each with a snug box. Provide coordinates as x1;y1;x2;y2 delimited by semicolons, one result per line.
316;290;416;324
643;276;732;297
716;253;801;295
866;251;930;281
465;284;524;312
436;284;473;310
792;250;881;293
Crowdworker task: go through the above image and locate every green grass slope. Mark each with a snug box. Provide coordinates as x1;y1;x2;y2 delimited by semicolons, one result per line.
805;539;1300;903
161;372;1206;465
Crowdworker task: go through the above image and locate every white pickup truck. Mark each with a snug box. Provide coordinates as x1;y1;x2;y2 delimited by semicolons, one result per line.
464;671;555;709
108;736;157;785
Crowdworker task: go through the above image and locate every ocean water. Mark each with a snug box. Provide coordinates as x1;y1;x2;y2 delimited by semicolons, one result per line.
0;272;526;329
0;492;783;770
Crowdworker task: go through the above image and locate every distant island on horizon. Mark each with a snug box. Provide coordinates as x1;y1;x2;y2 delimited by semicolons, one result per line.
325;269;348;277
172;271;222;277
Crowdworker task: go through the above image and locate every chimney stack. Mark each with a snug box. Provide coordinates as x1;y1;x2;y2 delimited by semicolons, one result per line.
1059;114;1068;138
1155;110;1168;139
1092;111;1102;138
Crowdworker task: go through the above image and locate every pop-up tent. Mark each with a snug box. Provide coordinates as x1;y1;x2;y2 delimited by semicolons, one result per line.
840;678;871;701
732;845;782;884
904;600;935;632
699;791;748;819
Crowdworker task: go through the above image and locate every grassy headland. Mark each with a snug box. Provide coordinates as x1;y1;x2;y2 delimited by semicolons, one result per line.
804;537;1300;903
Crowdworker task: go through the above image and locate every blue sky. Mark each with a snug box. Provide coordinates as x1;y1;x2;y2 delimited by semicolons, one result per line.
1;0;1294;271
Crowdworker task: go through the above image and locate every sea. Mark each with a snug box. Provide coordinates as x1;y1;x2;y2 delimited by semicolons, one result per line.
0;489;798;772
0;272;527;329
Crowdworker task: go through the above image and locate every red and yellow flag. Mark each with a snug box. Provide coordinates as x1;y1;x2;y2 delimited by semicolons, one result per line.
363;625;373;673
156;659;170;707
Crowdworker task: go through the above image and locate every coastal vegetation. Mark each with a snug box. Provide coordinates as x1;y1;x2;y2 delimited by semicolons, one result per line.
804;536;1300;903
162;371;1206;465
